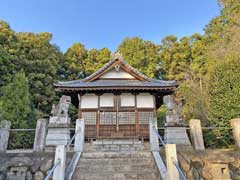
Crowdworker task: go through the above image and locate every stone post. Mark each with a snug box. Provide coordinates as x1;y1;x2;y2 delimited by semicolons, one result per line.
189;119;205;150
149;118;160;151
74;119;85;152
0;120;11;152
165;144;180;180
230;118;240;149
53;145;66;180
33;119;47;152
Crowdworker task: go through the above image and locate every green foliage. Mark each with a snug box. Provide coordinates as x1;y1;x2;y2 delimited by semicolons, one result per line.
16;32;61;114
60;44;111;80
0;72;31;128
180;82;209;123
8;131;35;149
0;21;18;87
157;106;166;127
118;37;160;78
68;104;78;127
0;72;35;149
61;43;88;80
85;48;111;75
207;54;240;147
160;36;192;81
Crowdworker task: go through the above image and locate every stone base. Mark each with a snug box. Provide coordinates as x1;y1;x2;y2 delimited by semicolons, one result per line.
164;127;191;146
46;127;70;146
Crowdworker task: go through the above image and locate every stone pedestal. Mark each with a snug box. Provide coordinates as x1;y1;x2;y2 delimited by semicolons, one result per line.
46;116;70;146
163;95;191;146
164;127;191;145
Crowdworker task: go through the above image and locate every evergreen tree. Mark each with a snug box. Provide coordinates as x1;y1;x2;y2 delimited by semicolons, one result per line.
85;48;111;75
207;54;240;147
159;36;192;81
62;43;88;80
16;32;61;115
0;72;31;128
0;21;18;87
118;37;160;78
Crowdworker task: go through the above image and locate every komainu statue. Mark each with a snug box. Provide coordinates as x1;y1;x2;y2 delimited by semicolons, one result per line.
49;95;71;124
51;95;71;117
163;95;184;125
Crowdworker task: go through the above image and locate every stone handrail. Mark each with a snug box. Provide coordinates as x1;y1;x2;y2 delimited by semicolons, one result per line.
153;128;165;146
66;126;81;150
172;158;187;180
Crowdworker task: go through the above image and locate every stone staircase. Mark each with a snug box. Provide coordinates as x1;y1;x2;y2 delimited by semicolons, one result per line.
72;139;161;180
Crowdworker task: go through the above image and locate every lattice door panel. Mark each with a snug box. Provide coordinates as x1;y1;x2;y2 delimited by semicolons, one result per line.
138;111;154;124
138;111;153;138
118;112;136;137
99;112;117;137
82;111;97;138
118;112;135;124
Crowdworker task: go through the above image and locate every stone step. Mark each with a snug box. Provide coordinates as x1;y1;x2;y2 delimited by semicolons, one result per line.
92;139;143;145
84;142;150;152
81;151;152;159
73;146;160;180
73;172;159;180
79;157;154;166
76;163;157;173
91;144;144;152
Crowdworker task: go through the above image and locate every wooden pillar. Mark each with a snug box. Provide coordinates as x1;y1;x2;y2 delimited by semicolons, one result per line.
152;93;157;118
134;94;139;136
77;94;82;118
116;95;119;132
96;95;100;137
230;118;240;149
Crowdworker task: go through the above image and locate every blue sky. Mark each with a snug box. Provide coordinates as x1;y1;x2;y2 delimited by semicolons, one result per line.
0;0;220;52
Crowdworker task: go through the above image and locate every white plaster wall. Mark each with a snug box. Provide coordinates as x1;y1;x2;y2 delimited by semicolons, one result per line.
137;93;154;108
120;93;135;107
100;69;135;79
81;94;98;108
100;94;114;107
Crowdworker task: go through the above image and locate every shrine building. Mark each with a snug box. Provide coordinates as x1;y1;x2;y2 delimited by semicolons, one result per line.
54;53;178;140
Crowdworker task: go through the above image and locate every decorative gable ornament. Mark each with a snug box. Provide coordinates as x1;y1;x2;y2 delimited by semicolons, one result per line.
114;64;121;72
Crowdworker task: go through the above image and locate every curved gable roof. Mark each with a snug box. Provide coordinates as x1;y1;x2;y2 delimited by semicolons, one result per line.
82;52;152;82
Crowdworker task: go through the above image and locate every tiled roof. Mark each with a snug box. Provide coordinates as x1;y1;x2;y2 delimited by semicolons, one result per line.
55;79;178;90
54;53;178;91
